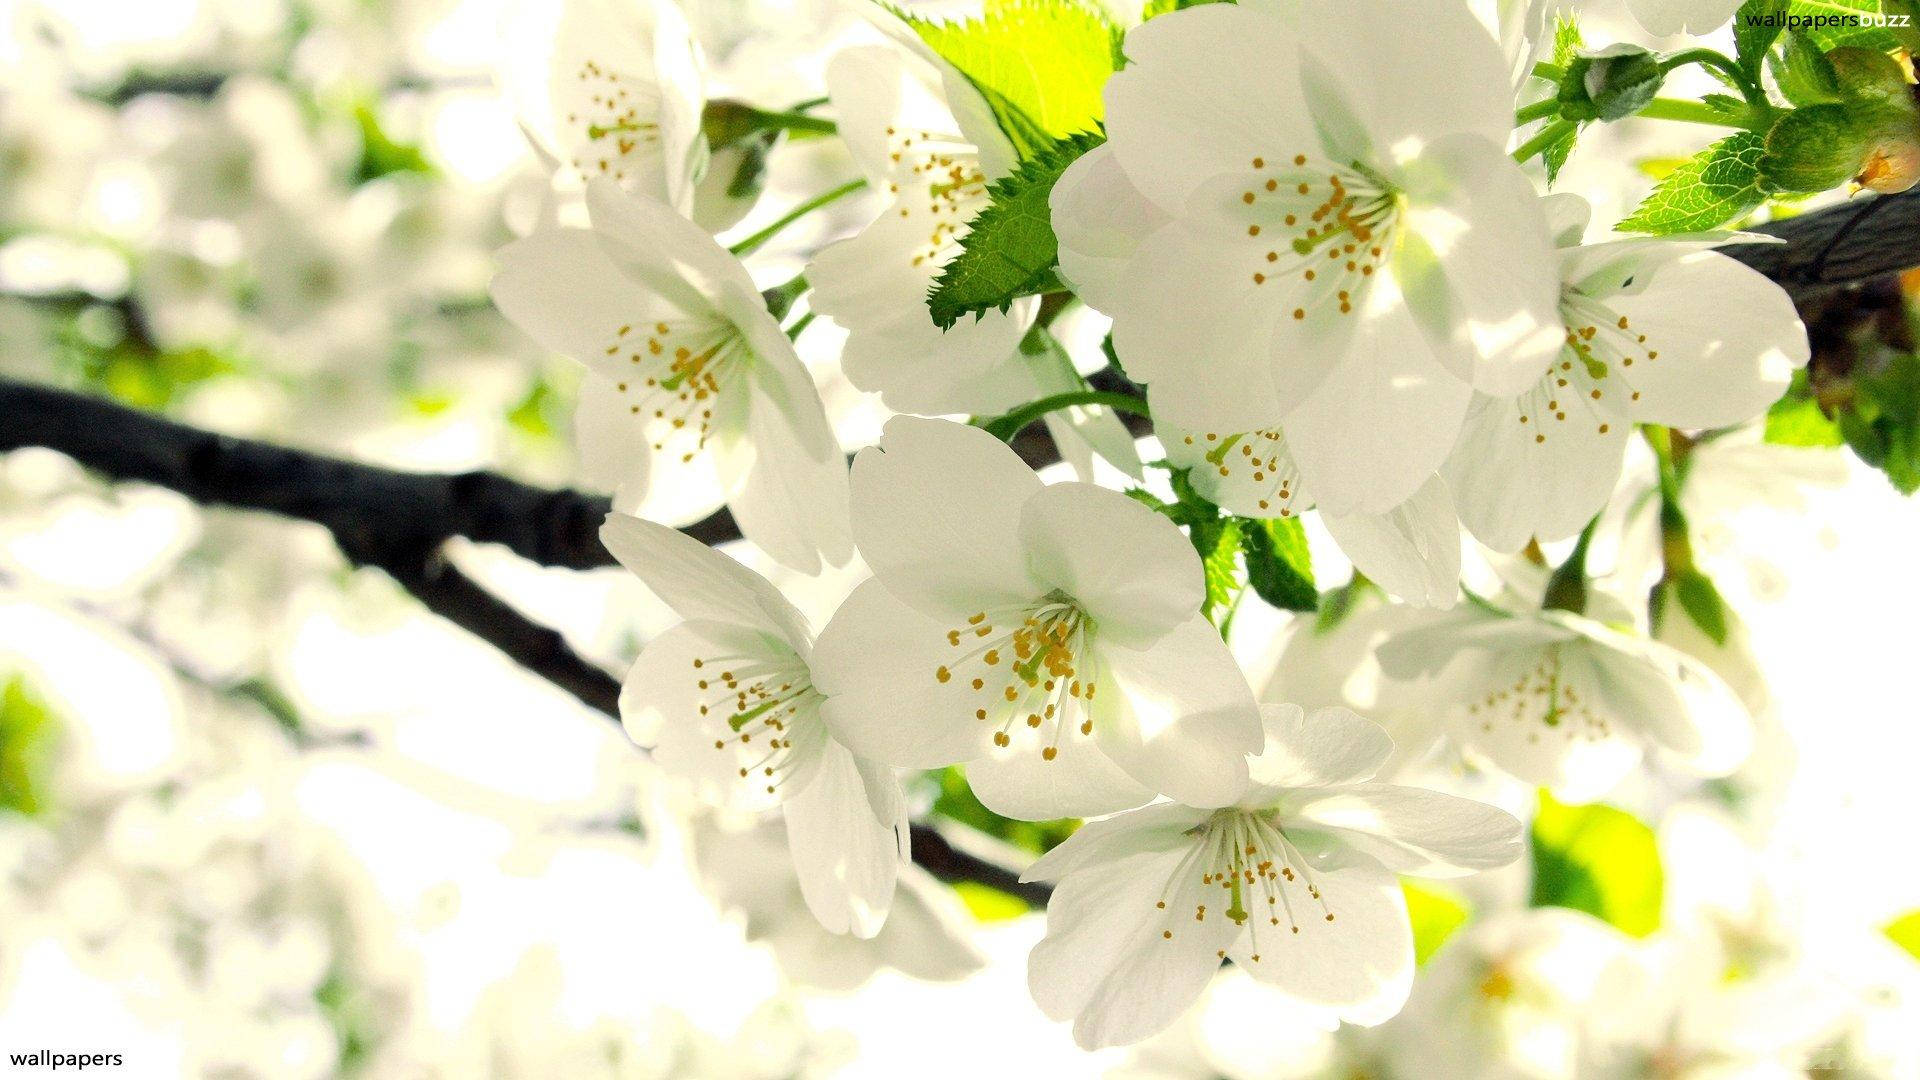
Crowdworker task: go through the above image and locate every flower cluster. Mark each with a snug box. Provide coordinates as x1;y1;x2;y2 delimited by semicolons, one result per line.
482;0;1841;1055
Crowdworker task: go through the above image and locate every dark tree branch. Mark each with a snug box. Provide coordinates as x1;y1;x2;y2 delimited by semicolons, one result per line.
1720;189;1920;302
0;376;1047;901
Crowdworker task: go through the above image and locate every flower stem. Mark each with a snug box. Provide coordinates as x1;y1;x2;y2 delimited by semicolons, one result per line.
1512;119;1577;164
729;178;866;258
982;390;1152;443
1636;97;1769;130
1659;47;1769;110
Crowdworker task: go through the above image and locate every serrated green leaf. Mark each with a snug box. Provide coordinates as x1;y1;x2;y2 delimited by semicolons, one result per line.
928;131;1103;328
1404;880;1472;966
1242;516;1317;612
1617;131;1767;234
1886;910;1920;961
1530;792;1663;937
1552;13;1583;68
1734;0;1790;78
1786;0;1901;50
888;0;1120;160
1192;517;1244;625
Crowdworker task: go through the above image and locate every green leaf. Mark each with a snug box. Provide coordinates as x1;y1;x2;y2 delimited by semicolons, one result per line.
1403;880;1472;966
1;674;61;818
1177;514;1241;626
1242;516;1318;612
1617;131;1767;234
1529;792;1664;937
1765;374;1846;447
1771;29;1846;106
1886;909;1920;961
1551;13;1584;69
888;0;1120;160
1734;0;1790;79
1785;0;1902;50
928;131;1103;329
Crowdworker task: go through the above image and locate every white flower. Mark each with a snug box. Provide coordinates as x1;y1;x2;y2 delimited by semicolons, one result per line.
601;513;901;937
810;416;1262;820
1626;0;1744;37
1021;704;1523;1049
1164;427;1463;607
1375;595;1754;801
1445;195;1808;552
1381;907;1635;1080
492;181;851;573
1051;0;1563;514
692;815;985;991
502;0;709;221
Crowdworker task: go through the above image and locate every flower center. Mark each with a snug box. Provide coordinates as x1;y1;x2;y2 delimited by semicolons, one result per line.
1464;643;1612;743
882;125;989;269
934;591;1097;761
1181;429;1305;517
565;58;664;183
1155;810;1336;964
602;318;750;461
1237;155;1401;323
1508;290;1662;444
692;651;822;798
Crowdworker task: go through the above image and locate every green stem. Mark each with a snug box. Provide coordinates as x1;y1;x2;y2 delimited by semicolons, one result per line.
1660;47;1769;109
750;108;837;138
1512;119;1577;163
1514;98;1561;125
1540;516;1599;615
729;178;866;258
1636;96;1768;130
984;390;1151;443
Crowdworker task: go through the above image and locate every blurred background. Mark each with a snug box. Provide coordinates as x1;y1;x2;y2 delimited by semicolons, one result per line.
4;0;1920;1076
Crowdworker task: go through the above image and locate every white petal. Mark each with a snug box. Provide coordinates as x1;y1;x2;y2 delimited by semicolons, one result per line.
1444;384;1629;554
584;180;759;317
491;227;684;364
1101;3;1316;211
1295;0;1515;158
1094;615;1263;808
786;739;904;938
625;621;826;813
1022;801;1212;884
1282;783;1524;878
710;366;853;574
812;579;1001;770
1050;143;1167;315
599;512;812;648
1396;132;1564;396
848;417;1042;619
1226;855;1413;1027
1020;482;1202;646
1320;475;1463;609
1597;249;1807;429
1029;845;1240;1050
1246;704;1393;791
966;726;1157;822
1111;219;1296;431
1280;292;1472;516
